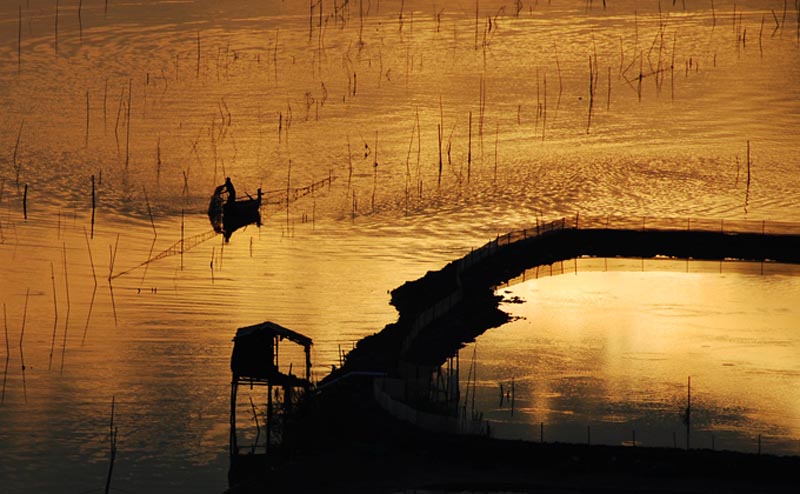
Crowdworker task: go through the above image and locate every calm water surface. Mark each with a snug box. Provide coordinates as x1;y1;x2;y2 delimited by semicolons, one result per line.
476;263;800;455
1;1;799;492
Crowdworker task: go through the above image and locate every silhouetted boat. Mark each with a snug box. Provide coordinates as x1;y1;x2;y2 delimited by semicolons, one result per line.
208;188;262;242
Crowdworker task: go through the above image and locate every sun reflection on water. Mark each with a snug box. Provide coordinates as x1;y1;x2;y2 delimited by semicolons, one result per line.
469;264;800;454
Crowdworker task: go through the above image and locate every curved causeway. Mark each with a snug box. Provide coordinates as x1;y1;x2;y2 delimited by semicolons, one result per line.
338;217;800;377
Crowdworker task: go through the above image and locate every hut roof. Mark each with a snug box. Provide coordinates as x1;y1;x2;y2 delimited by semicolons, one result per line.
231;321;312;381
235;321;312;348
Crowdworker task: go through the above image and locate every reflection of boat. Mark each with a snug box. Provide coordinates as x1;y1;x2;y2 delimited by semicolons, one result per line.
208;188;263;242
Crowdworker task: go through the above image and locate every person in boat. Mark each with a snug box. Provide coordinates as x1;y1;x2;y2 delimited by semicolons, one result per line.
221;176;236;205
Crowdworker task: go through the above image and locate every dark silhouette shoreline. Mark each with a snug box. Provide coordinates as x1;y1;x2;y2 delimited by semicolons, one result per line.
229;222;800;493
234;374;799;493
338;223;800;376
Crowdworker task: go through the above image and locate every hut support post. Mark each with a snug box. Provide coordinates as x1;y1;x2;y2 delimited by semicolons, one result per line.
230;377;239;455
266;383;273;453
305;345;311;385
274;336;279;370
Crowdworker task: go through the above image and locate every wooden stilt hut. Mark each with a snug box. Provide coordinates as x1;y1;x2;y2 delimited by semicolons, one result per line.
229;321;312;457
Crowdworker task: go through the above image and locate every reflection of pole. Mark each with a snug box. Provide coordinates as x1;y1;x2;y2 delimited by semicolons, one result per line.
104;396;116;494
180;208;184;270
511;378;515;416
471;347;477;419
686;376;691;450
455;352;460;414
249;396;261;453
269;336;276;452
91;175;96;239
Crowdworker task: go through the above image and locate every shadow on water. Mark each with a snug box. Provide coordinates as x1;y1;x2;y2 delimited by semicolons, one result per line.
19;289;29;403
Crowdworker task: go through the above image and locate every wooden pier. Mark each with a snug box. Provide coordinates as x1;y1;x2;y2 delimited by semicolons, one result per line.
341;216;800;377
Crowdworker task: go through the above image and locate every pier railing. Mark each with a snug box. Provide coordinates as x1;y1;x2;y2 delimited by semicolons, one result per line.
482;215;800;253
482;418;796;456
461;215;800;272
373;378;488;437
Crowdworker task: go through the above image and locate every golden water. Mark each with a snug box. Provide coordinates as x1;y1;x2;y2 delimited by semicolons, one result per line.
1;1;799;492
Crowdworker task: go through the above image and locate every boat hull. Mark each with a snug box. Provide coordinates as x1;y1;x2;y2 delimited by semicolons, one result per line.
208;189;262;241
